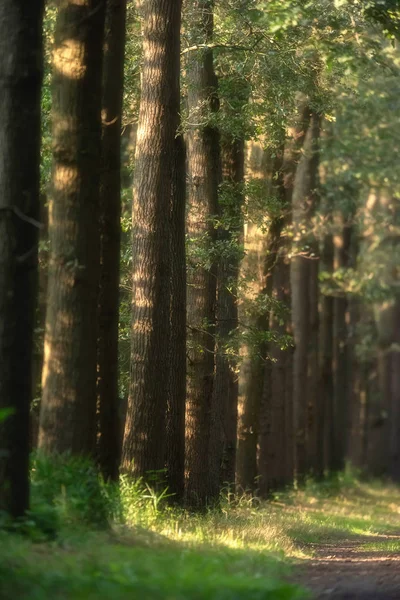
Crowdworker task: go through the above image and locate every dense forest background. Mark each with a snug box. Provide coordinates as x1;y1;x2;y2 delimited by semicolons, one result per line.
1;0;400;521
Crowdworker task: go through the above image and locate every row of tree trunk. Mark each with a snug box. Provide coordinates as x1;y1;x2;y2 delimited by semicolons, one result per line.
1;0;399;518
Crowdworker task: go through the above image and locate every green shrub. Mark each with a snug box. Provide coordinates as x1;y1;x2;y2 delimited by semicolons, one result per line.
30;453;112;529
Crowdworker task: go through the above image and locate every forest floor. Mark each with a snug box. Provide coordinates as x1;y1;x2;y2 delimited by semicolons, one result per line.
292;534;400;599
286;478;400;599
1;461;400;599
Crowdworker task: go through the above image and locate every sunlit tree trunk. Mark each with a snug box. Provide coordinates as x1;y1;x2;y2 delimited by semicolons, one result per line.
236;141;272;492
122;0;183;478
39;0;105;455
185;0;220;505
0;0;44;517
97;0;127;482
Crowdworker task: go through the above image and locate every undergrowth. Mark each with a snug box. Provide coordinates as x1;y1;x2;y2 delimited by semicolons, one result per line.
1;456;399;599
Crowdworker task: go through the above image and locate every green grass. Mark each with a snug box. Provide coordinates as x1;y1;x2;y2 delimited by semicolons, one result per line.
1;457;400;599
0;531;304;600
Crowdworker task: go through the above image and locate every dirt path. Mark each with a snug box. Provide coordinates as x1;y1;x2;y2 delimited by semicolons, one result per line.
292;535;400;599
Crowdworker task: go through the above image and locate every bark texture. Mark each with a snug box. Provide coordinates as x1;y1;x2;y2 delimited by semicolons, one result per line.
236;141;272;492
97;0;127;482
166;132;187;501
320;231;334;474
185;0;220;505
257;148;288;496
39;0;106;455
122;0;182;478
290;109;319;483
331;219;352;472
0;0;44;516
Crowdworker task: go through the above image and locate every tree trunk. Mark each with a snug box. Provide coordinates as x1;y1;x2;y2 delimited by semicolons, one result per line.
121;0;182;479
305;115;321;476
258;254;290;495
320;231;334;475
97;0;127;482
39;0;106;455
290;110;319;484
210;137;244;493
185;0;220;506
257;149;287;497
236;141;272;492
166;132;187;501
331;219;352;472
0;0;44;517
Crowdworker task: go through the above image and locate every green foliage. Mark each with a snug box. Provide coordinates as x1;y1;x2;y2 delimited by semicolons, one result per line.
0;407;14;423
30;454;112;529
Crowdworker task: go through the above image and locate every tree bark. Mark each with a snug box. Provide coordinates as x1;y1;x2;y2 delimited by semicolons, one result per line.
331;219;352;472
97;0;127;482
305;115;321;476
290;110;319;484
210;137;244;493
0;0;44;517
236;141;272;492
121;0;183;479
185;0;220;506
166;132;187;501
39;0;106;456
320;231;334;475
257;149;287;497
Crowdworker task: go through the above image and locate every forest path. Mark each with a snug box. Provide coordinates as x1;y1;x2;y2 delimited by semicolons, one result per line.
292;533;400;599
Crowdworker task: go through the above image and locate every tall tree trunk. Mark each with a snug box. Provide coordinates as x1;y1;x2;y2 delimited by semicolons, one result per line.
257;149;286;497
236;141;272;492
97;0;127;482
305;115;321;476
0;0;44;517
375;298;400;481
387;306;400;482
320;231;334;474
166;132;187;501
210;137;244;493
121;0;182;479
279;103;312;486
290;110;319;484
331;219;352;472
185;0;220;506
39;0;106;455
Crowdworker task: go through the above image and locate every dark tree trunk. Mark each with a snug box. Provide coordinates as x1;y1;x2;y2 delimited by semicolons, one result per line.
257;150;286;497
331;220;352;472
166;132;187;501
290;111;320;484
210;137;244;493
121;0;183;479
185;0;220;506
97;0;127;482
320;232;334;475
0;0;44;517
305;115;321;476
39;0;106;455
